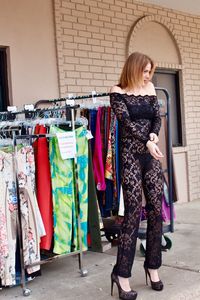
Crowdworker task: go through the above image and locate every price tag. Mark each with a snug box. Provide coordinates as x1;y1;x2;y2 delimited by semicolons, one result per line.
56;131;76;159
86;130;93;140
92;90;97;103
66;99;75;106
24;104;35;111
7;106;17;112
66;94;75;106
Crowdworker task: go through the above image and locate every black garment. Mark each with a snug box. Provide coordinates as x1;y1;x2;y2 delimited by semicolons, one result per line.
110;93;161;154
110;92;163;278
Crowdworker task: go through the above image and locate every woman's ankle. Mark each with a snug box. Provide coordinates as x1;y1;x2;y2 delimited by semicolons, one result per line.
148;269;160;282
118;276;131;292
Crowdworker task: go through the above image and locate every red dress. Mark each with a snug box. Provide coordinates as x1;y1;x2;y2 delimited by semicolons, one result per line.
34;125;53;250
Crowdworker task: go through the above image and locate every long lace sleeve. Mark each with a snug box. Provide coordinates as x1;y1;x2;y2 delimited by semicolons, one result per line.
151;96;161;135
110;92;149;143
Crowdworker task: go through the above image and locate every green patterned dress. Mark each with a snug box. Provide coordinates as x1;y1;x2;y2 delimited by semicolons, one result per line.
49;125;88;254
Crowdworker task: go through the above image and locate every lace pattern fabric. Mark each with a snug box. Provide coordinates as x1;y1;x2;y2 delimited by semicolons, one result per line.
110;93;161;154
110;93;163;278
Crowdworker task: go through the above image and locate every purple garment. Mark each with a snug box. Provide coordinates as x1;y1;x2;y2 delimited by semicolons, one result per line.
92;107;106;191
162;195;176;222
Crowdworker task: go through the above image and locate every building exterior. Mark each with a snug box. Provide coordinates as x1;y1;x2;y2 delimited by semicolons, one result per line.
0;0;200;202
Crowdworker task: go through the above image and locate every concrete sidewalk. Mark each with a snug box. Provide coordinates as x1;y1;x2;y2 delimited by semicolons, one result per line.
0;200;200;300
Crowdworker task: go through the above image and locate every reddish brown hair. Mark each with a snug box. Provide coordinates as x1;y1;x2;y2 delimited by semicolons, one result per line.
119;52;156;90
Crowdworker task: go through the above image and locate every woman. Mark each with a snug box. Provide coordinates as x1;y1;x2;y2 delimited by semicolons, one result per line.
110;52;164;300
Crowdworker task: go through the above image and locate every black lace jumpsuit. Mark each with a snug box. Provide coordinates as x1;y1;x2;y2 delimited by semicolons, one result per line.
110;92;164;278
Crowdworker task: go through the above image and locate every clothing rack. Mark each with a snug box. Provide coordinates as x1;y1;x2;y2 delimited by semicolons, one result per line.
0;102;88;297
0;104;80;121
34;92;110;108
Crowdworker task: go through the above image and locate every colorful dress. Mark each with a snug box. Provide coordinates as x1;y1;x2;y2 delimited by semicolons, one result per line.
49;125;88;254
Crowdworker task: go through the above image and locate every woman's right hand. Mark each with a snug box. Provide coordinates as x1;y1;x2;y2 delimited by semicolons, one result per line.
146;140;164;160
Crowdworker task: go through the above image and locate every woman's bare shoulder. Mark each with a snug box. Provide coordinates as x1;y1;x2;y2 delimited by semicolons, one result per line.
110;85;123;94
145;81;156;96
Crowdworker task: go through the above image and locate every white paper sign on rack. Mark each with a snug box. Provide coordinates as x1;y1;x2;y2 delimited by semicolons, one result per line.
86;130;93;140
24;104;35;111
66;99;75;106
56;131;76;159
92;90;97;103
66;94;75;106
7;106;17;112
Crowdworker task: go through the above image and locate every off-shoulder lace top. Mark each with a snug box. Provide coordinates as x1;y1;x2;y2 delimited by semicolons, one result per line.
110;92;161;154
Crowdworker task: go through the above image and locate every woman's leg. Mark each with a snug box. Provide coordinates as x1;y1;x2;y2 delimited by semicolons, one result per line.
143;156;163;270
113;155;142;278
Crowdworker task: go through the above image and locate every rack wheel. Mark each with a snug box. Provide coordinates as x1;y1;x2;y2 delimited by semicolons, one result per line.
23;288;31;297
105;232;119;243
80;269;88;277
162;235;172;250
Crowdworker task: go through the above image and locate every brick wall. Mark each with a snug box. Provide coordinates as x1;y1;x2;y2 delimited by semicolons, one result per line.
54;0;200;202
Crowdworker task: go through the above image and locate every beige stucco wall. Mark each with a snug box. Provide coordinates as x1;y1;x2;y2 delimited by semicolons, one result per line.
141;0;200;15
0;0;59;106
54;0;200;202
128;20;181;64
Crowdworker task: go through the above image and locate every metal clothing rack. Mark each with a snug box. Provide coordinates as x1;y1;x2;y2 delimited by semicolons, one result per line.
0;104;80;121
34;92;109;108
0;92;109;296
0;102;88;297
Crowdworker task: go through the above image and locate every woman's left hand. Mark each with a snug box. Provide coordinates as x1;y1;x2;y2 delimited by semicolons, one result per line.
149;133;159;144
146;141;164;160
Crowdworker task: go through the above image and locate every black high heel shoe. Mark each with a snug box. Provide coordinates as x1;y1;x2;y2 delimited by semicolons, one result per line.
111;272;137;300
144;267;164;291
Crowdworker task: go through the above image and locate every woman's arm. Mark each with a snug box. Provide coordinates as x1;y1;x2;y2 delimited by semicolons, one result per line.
146;82;161;137
151;96;161;135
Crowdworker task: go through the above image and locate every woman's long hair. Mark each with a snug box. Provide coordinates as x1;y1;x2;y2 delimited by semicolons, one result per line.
119;52;156;90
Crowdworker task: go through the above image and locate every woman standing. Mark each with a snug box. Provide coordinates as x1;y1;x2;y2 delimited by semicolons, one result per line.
110;52;164;300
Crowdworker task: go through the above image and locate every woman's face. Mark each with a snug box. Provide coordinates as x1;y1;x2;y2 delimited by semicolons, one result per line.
142;63;152;85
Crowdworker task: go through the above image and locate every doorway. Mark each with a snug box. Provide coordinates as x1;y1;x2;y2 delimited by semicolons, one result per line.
0;47;10;111
153;70;182;147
